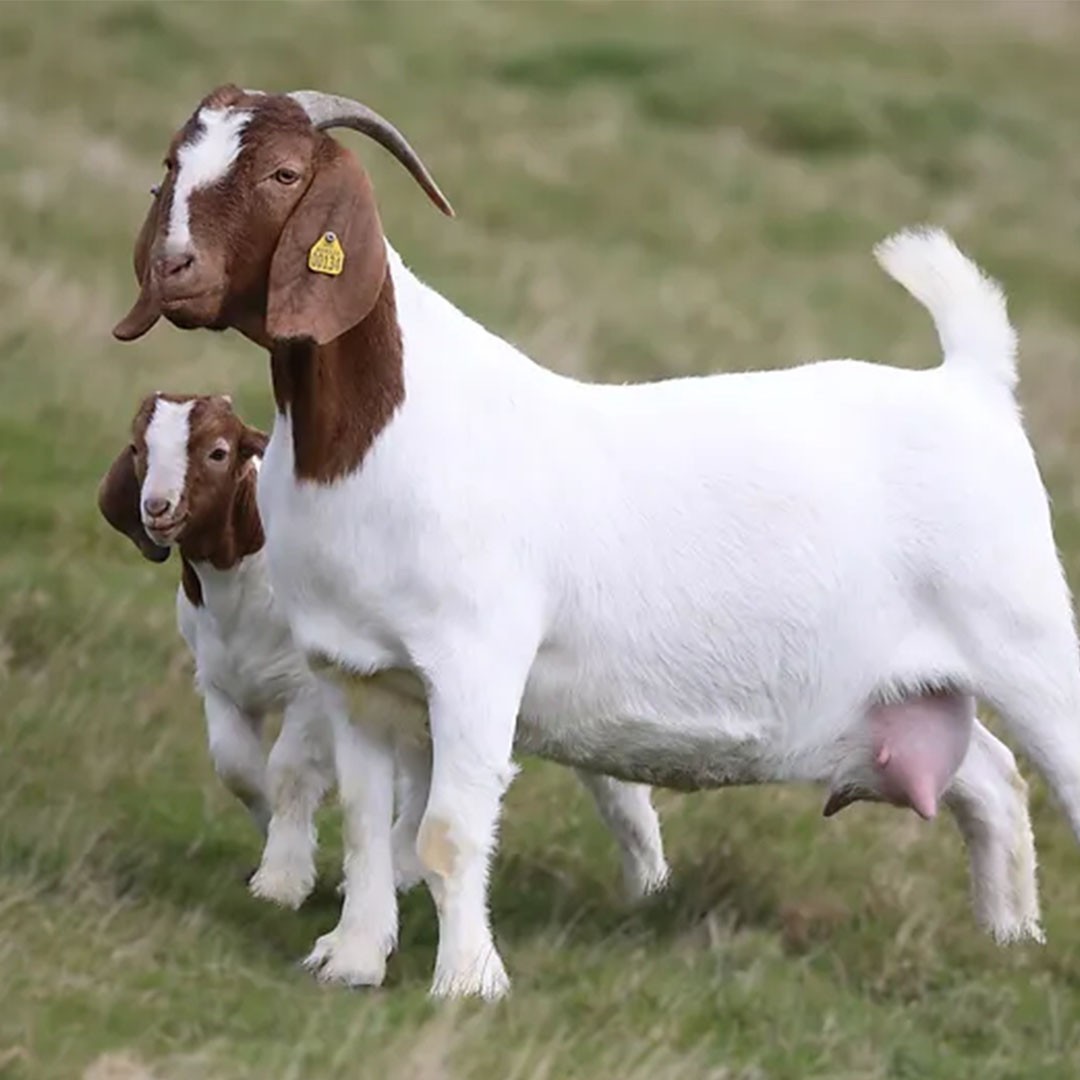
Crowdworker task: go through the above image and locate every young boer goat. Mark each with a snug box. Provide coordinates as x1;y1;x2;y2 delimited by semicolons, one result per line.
116;84;1073;1001
98;392;340;908
98;393;670;935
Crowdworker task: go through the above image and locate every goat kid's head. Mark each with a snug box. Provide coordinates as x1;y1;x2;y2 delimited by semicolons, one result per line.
97;393;266;562
114;85;453;348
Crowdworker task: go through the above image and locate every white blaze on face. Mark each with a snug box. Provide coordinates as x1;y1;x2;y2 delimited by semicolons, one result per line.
142;398;196;521
167;106;252;251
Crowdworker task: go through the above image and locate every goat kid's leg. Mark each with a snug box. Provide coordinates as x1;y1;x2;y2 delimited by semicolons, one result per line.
249;688;335;909
391;737;432;893
304;707;397;987
575;772;669;901
943;719;1042;943
203;690;270;837
418;663;522;1001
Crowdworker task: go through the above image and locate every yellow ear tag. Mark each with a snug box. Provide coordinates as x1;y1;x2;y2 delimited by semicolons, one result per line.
307;231;345;276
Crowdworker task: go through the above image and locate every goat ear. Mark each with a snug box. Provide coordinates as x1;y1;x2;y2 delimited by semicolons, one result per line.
266;143;387;346
238;424;269;462
96;447;171;563
113;197;163;342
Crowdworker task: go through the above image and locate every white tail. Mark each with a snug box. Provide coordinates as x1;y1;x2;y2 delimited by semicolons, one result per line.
874;227;1018;392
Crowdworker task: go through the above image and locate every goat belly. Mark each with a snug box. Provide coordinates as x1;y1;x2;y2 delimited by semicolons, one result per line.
513;709;776;791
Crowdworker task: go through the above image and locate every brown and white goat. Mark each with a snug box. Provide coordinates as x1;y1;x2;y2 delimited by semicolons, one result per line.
111;84;1069;1006
98;392;341;909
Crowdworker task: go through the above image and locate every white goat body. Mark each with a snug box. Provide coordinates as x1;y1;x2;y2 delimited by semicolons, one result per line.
256;229;1074;997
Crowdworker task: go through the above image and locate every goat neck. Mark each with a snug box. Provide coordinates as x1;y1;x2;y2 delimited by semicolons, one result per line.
268;267;404;484
177;464;265;606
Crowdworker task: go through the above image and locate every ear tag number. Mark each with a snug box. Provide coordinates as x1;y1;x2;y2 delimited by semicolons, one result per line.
308;231;345;276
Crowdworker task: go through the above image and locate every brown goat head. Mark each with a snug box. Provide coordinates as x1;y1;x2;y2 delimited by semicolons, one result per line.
98;393;267;566
114;85;452;347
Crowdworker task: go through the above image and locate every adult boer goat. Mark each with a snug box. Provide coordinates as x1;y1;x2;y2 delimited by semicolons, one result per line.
115;84;1078;999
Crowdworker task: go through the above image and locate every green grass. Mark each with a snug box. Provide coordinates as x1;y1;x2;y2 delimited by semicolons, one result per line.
3;1;1080;1076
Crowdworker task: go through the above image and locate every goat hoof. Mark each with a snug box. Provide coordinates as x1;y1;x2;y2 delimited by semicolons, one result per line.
303;929;387;988
622;858;671;904
429;950;510;1002
249;859;316;910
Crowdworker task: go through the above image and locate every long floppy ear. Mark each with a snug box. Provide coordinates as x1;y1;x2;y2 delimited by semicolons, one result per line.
113;193;164;342
266;141;387;346
96;447;171;563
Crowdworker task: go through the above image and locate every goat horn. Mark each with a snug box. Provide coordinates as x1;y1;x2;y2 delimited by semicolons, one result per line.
288;90;454;217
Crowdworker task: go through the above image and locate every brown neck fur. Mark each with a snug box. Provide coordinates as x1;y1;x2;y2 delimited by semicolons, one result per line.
177;466;265;606
269;270;404;483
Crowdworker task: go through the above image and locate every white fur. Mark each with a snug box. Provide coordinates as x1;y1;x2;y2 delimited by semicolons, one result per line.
253;226;1078;997
168;107;251;251
175;540;345;909
138;419;342;909
142;398;194;518
141;427;667;922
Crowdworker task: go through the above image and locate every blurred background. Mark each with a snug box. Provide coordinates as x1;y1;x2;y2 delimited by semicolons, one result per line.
1;2;1079;1077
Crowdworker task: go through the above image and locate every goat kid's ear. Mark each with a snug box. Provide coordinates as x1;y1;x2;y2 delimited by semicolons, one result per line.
113;197;163;342
265;144;387;346
96;447;171;563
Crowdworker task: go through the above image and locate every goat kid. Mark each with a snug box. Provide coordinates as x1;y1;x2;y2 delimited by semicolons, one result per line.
115;86;1069;1001
98;392;340;909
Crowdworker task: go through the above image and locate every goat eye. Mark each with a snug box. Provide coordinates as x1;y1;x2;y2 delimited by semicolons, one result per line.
150;184;161;198
129;443;137;456
209;447;228;463
274;168;301;185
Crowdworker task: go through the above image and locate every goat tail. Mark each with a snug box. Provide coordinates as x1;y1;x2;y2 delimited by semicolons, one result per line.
874;227;1018;393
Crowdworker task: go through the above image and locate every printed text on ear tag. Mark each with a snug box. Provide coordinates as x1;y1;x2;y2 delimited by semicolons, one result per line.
307;231;345;276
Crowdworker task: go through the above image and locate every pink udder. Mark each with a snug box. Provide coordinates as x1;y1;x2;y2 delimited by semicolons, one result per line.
869;691;973;819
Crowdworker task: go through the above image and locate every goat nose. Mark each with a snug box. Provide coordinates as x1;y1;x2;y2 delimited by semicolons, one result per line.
143;496;170;517
157;250;196;279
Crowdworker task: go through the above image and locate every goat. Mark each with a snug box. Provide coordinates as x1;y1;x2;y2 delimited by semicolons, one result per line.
98;391;343;908
98;391;670;940
114;85;1074;1001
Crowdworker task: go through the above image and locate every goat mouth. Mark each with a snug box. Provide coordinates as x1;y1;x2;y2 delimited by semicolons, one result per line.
143;514;188;544
159;288;222;310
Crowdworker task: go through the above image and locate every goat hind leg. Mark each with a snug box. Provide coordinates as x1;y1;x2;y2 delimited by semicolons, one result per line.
943;718;1042;944
576;771;669;901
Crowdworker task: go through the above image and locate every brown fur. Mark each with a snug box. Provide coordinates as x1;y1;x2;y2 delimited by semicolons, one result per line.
96;393;268;606
271;272;404;482
113;83;447;482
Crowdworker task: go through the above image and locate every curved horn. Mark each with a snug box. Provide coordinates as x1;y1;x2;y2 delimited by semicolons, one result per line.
288;90;454;218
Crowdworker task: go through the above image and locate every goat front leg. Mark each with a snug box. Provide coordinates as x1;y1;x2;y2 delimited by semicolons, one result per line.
203;689;270;837
249;686;335;909
304;696;397;987
575;772;669;901
418;658;524;1001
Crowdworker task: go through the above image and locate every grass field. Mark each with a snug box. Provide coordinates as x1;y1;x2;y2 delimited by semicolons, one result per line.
3;1;1080;1077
